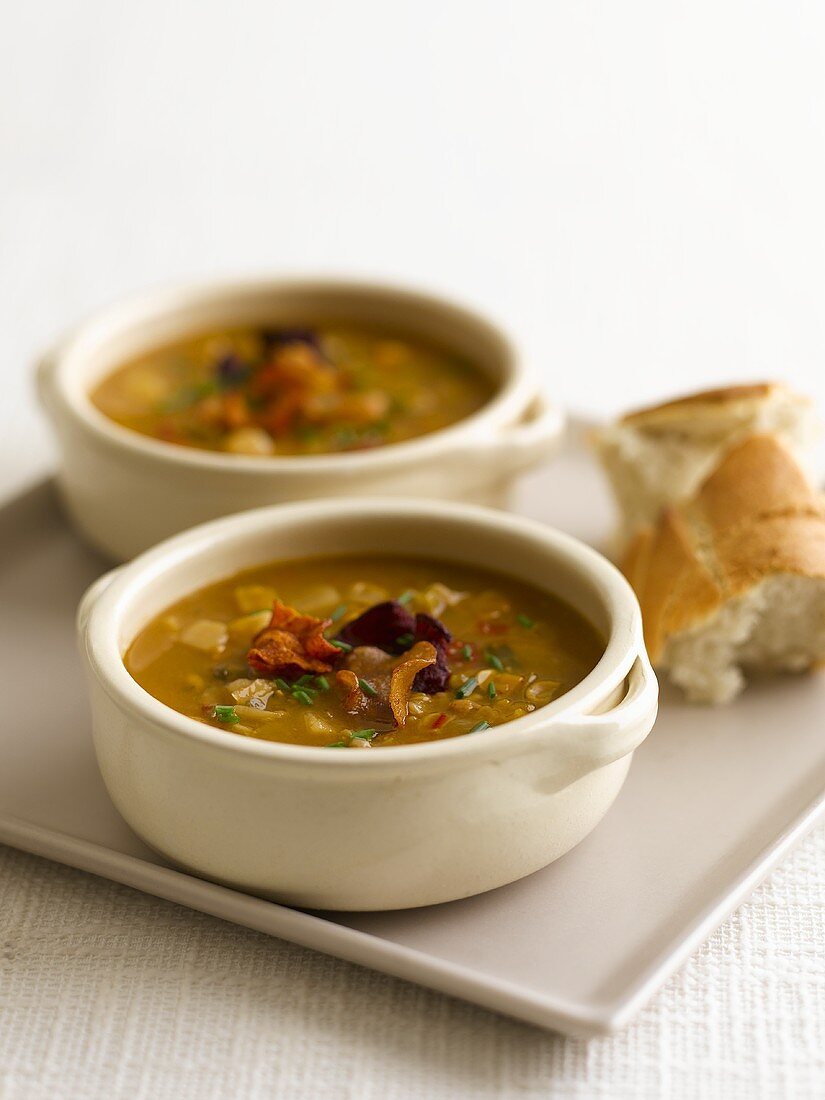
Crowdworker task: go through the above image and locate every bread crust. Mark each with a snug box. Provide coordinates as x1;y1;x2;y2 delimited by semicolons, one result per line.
620;382;782;427
623;434;825;661
697;433;815;537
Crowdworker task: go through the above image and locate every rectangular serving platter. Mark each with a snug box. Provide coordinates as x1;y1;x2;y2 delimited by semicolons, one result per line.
2;423;824;1037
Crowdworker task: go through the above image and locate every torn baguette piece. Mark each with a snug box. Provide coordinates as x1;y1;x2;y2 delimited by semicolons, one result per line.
595;383;817;541
624;434;825;704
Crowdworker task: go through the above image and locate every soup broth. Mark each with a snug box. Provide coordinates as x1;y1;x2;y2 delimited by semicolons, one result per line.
126;555;604;748
91;326;494;456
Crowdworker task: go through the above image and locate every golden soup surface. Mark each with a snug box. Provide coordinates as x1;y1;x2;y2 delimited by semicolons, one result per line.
91;326;494;455
125;555;604;748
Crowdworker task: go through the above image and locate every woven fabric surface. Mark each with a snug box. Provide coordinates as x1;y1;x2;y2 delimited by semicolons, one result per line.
0;827;822;1100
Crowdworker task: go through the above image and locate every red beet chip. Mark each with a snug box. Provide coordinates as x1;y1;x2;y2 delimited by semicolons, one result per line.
414;613;452;650
338;602;453;693
413;653;450;694
337;601;416;653
262;327;319;348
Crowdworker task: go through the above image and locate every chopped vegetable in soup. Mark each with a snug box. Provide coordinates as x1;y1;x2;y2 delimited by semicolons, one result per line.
90;326;493;455
125;556;604;748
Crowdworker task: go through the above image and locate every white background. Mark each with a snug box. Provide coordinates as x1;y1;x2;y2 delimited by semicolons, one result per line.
1;2;824;1096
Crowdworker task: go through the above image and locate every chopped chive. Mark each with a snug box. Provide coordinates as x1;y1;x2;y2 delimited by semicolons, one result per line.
397;590;414;605
455;676;479;700
295;673;315;686
315;675;330;691
162;381;219;413
296;424;320;441
327;741;347;748
517;614;535;629
351;728;377;741
331;639;353;652
358;678;378;698
274;678;291;691
336;427;357;447
395;632;415;647
485;649;504;671
461;644;472;660
469;720;490;734
488;681;497;699
292;689;314;706
212;705;240;724
330;604;348;622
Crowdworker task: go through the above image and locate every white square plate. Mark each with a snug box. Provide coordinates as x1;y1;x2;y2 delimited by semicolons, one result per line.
2;423;823;1036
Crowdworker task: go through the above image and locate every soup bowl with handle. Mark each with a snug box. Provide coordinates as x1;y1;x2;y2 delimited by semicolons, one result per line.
37;276;563;561
78;497;658;911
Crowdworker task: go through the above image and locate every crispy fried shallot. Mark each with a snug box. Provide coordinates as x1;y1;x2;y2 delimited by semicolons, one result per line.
247;600;342;680
335;646;395;722
387;641;437;725
335;641;437;727
337;601;452;692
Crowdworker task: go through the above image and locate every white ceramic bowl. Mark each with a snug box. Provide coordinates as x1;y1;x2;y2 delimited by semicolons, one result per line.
37;276;564;561
78;497;658;911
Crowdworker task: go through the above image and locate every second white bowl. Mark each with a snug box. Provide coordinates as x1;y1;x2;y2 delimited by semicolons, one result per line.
38;277;563;560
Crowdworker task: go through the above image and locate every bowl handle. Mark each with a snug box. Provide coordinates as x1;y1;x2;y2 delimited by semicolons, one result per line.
576;651;660;756
536;655;658;792
77;567;124;635
467;392;566;475
34;344;60;414
564;654;658;767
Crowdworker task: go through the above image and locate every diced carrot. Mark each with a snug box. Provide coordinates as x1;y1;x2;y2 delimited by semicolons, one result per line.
221;390;251;430
478;620;507;636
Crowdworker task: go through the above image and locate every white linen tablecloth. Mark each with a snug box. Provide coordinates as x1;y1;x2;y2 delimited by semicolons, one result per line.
0;831;822;1099
2;2;824;1094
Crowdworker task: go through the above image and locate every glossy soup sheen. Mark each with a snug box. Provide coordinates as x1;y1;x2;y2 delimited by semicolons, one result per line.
125;556;604;748
90;325;494;455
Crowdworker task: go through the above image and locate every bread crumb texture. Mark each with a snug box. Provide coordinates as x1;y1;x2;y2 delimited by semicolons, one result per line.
623;435;825;704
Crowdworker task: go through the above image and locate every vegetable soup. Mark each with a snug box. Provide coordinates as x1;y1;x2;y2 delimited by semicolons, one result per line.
91;326;493;456
126;556;603;748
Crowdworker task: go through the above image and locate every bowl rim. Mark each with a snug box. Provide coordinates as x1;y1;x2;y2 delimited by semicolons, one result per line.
80;497;645;769
44;274;540;475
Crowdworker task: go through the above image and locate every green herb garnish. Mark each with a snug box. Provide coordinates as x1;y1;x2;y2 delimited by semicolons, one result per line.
461;644;472;660
488;681;497;699
212;705;240;724
485;649;504;671
517;614;535;629
335;427;358;448
395;632;415;647
397;590;414;605
295;424;321;442
162;380;219;413
292;689;314;706
358;678;378;698
469;720;490;734
330;604;348;622
295;673;315;687
455;676;479;700
331;639;353;652
327;741;347;748
351;728;377;741
315;675;330;691
274;678;291;691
